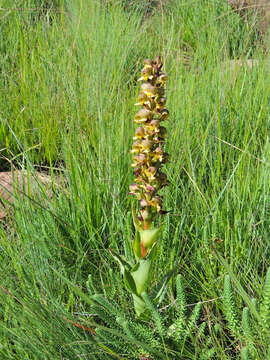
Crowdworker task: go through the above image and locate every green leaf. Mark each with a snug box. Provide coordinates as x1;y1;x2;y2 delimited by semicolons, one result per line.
124;269;138;295
131;259;151;295
109;249;133;275
139;227;160;249
132;206;141;231
132;293;146;317
147;242;158;261
153;268;177;304
133;230;142;260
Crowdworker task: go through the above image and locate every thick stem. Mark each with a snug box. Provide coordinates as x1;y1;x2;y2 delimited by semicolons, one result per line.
141;218;151;257
140;242;147;258
143;221;151;230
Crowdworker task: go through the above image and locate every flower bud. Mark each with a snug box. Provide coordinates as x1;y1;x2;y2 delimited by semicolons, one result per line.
141;208;152;222
145;184;156;193
138;67;153;81
131;154;147;167
135;92;148;106
130;140;141;154
129;183;140;192
134;108;153;123
145;119;160;133
133;126;146;139
141;83;156;96
144;166;157;181
140;199;149;208
143;59;153;67
140;139;153;152
150;196;162;212
158;126;167;136
156;97;166;108
157;73;168;83
159;109;169;120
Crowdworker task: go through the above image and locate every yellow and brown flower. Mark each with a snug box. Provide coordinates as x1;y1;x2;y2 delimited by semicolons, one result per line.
130;56;169;228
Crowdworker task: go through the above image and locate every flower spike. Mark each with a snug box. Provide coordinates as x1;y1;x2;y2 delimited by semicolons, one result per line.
130;57;169;231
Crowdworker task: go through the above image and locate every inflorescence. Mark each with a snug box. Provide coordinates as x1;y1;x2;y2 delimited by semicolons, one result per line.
129;56;169;230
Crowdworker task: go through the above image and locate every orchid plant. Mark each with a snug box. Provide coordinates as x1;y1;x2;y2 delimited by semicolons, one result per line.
111;56;170;316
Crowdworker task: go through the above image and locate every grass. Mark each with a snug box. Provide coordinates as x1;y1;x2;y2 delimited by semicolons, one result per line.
1;0;270;358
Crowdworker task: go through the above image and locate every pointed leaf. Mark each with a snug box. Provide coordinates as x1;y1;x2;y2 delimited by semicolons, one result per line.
109;249;132;275
124;269;138;295
153;268;177;304
139;227;160;249
147;243;157;261
132;293;147;317
131;259;151;295
132;206;141;231
110;249;130;266
133;230;142;259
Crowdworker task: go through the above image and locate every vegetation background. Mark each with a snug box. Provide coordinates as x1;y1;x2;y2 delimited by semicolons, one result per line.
1;0;270;359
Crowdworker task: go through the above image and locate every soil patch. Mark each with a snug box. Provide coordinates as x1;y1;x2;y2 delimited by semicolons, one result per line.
0;171;57;219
